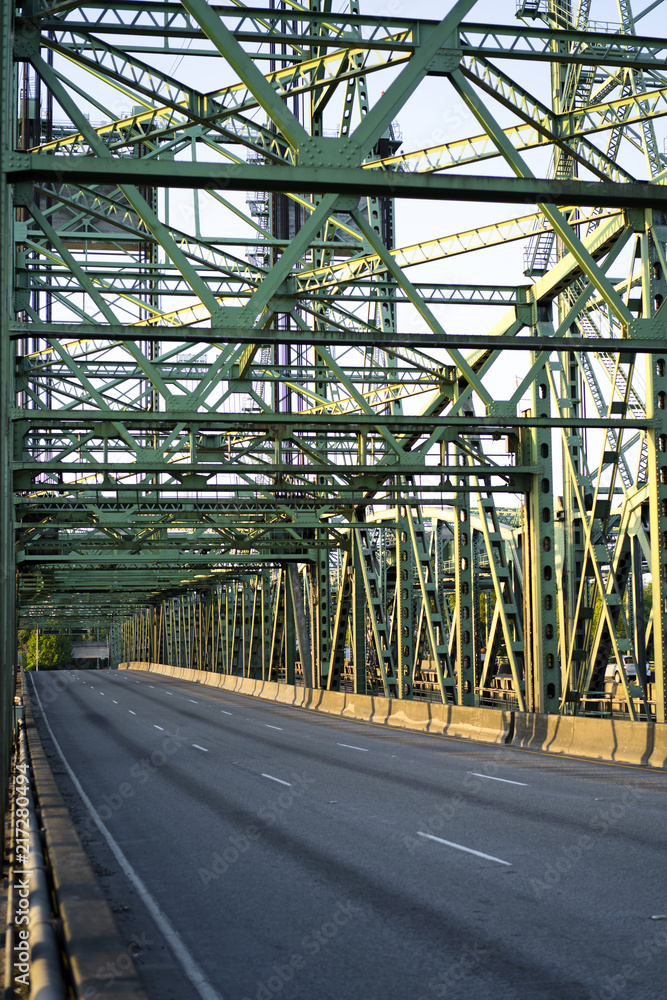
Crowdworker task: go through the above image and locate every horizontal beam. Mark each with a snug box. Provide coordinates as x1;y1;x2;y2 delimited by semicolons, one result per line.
11;323;666;353
15;462;539;476
27;8;667;72
8;154;666;208
11;411;651;430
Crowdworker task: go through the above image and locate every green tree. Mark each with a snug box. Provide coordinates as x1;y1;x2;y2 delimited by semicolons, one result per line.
17;629;31;668
24;632;72;671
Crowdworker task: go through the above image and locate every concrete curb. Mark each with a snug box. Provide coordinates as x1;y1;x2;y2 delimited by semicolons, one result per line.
24;679;149;1000
120;661;667;767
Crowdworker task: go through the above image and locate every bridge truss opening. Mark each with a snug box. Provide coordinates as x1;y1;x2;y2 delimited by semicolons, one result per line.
3;0;667;790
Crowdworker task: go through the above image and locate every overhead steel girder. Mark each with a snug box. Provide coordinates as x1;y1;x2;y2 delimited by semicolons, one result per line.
21;7;667;71
8;154;667;209
9;322;667;355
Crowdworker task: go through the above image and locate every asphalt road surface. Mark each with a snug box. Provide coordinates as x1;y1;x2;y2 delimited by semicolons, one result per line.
28;669;667;1000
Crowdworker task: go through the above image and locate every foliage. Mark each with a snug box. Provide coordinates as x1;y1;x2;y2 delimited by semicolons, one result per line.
22;632;72;671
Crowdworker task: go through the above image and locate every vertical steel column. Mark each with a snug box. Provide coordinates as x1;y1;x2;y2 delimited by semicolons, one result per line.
157;604;165;665
453;489;475;706
268;569;285;680
228;585;240;675
185;597;191;669
203;590;213;672
167;600;175;667
314;539;331;688
224;584;232;674
525;355;559;713
261;569;271;680
176;596;184;669
212;587;222;673
645;222;667;723
326;548;352;692
284;569;296;684
242;578;252;677
395;506;414;699
288;564;312;686
630;535;648;688
109;623;122;667
559;348;587;690
352;534;367;694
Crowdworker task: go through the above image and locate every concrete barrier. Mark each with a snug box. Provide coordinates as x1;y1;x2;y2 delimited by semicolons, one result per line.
513;713;571;754
513;710;665;767
119;662;512;745
119;662;667;765
649;725;667;768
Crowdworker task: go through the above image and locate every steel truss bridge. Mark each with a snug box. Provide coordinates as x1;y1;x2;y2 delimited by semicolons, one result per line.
3;0;667;790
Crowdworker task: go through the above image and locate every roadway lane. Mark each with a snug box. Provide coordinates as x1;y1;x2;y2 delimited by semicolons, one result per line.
29;669;667;1000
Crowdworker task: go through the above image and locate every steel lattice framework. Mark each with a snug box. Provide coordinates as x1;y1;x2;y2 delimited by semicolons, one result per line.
3;0;667;759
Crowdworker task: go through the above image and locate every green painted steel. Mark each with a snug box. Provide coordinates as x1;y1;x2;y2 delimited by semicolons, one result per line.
5;0;667;729
1;0;16;840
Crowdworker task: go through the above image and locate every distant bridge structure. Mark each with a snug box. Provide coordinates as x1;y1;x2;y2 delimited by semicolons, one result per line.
3;0;667;803
71;642;109;660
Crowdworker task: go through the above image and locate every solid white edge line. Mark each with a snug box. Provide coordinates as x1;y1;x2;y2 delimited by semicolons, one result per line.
192;744;209;753
417;832;512;866
337;743;368;752
265;725;282;731
261;774;291;787
29;677;224;1000
468;772;528;787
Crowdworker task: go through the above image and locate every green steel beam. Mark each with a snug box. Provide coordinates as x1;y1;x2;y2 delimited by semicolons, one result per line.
10;322;667;353
8;153;667;208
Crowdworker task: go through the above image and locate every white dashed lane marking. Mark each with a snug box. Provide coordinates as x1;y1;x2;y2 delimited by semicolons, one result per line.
468;772;528;787
417;832;511;866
